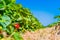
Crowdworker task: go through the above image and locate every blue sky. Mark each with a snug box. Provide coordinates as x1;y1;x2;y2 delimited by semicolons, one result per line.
16;0;60;26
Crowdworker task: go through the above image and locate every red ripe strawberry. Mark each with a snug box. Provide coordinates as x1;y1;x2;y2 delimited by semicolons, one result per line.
14;23;20;29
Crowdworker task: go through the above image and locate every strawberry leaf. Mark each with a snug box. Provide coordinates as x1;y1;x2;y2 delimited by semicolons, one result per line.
0;15;11;30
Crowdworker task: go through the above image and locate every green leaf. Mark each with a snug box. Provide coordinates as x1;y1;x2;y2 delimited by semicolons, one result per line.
0;4;3;8
13;32;23;40
0;15;11;30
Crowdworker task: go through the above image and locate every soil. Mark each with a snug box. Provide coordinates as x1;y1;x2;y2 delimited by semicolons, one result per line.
22;26;60;40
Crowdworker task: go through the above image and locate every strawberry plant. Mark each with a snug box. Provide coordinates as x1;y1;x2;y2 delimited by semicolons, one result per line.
0;0;43;40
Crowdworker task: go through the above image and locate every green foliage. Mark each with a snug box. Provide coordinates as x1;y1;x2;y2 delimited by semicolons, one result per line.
0;0;43;39
54;15;60;21
46;15;60;27
13;32;23;40
0;15;11;30
54;15;60;26
46;22;57;27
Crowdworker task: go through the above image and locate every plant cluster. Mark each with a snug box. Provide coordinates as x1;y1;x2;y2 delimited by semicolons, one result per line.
0;0;43;40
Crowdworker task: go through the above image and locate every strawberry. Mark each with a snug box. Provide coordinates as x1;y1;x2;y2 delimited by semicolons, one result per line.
14;23;20;29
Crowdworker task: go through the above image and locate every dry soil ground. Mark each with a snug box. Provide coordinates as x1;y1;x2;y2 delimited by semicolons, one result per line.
22;27;60;40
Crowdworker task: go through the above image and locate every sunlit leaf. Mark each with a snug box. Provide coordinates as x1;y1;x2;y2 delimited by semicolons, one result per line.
13;32;23;40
